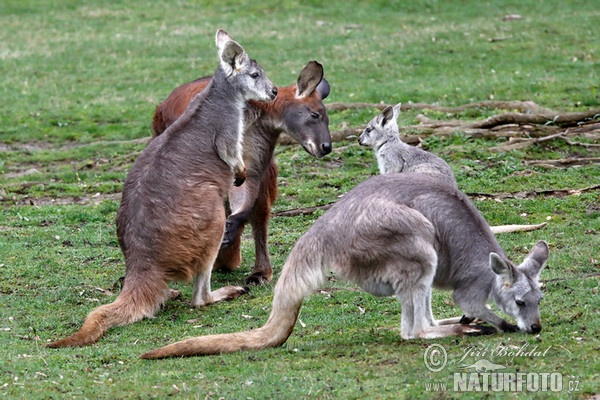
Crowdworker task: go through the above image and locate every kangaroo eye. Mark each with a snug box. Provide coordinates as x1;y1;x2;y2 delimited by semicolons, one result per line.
250;72;260;78
310;112;319;119
366;127;373;133
515;300;525;307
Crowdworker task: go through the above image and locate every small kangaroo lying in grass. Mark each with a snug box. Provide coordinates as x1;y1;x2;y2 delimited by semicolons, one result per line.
141;173;548;359
48;30;278;348
359;103;547;234
152;61;331;284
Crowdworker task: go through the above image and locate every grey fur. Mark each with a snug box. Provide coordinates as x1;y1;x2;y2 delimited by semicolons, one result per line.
211;30;278;184
278;173;548;337
358;103;457;189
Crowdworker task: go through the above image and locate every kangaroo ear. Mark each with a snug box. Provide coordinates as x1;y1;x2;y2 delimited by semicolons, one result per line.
518;241;549;278
381;105;395;127
216;29;246;76
393;103;402;119
296;61;324;98
490;253;516;286
215;29;233;50
316;78;330;100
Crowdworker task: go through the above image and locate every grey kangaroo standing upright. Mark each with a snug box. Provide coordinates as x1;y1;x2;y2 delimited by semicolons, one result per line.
141;174;549;359
359;103;547;234
48;30;278;348
358;103;457;188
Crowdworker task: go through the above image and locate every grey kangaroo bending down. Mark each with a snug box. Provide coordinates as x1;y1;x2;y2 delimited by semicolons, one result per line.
152;61;331;285
48;30;278;348
359;104;547;234
141;173;548;359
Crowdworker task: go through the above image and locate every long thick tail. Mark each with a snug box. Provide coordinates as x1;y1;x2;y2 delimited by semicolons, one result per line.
48;277;167;348
490;222;547;234
141;237;326;359
140;301;301;359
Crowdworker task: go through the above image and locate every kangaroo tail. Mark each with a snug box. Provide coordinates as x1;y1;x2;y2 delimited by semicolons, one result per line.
140;300;301;359
490;222;547;234
48;276;168;348
141;237;327;359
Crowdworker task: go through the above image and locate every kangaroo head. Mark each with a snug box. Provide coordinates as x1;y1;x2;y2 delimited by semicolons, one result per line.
358;103;402;148
490;241;549;334
215;29;278;102
278;60;332;158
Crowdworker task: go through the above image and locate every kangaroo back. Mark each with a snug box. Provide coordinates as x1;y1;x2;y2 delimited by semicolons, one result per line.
152;76;212;136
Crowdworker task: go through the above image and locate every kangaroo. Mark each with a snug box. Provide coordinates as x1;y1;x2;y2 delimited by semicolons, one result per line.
359;103;547;234
48;30;278;348
140;173;548;359
358;103;457;188
152;61;331;284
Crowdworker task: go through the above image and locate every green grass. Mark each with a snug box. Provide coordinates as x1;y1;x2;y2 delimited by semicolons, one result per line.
1;0;599;398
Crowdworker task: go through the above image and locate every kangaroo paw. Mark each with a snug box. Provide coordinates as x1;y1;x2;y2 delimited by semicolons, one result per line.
233;169;246;187
500;321;520;333
460;315;475;325
220;219;239;249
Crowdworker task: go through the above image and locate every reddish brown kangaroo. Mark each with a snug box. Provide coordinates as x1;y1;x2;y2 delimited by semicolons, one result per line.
48;30;278;348
152;61;331;285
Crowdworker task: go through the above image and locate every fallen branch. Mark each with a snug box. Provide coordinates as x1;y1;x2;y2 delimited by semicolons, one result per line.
490;222;547;234
524;157;600;168
489;130;569;152
272;202;334;217
470;108;600;129
468;184;600;200
557;136;600;148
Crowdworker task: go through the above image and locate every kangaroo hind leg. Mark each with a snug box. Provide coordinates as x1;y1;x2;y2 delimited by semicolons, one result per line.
396;257;437;340
192;253;248;307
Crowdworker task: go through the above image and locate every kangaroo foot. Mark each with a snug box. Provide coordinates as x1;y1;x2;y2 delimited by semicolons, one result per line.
462;324;498;336
245;270;273;286
191;286;249;307
212;285;250;303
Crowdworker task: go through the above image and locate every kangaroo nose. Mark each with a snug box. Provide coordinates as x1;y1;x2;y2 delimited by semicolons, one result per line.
321;142;332;155
271;87;278;97
531;324;542;334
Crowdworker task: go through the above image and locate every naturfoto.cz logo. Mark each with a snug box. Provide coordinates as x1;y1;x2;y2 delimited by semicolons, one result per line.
423;343;581;393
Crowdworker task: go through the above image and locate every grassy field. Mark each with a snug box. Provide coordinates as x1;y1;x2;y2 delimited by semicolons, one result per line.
1;0;599;398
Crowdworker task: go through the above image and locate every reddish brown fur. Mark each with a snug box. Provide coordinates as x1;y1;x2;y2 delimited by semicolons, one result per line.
152;62;331;284
152;76;212;137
